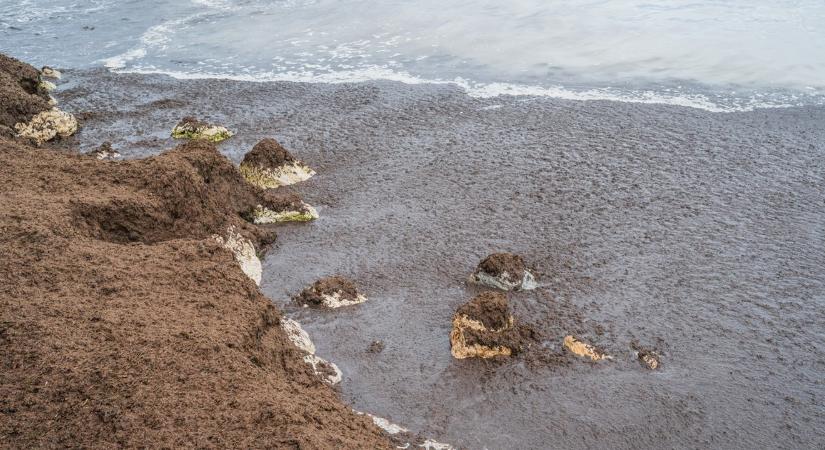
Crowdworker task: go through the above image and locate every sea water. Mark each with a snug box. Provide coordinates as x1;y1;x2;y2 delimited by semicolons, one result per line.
2;0;824;111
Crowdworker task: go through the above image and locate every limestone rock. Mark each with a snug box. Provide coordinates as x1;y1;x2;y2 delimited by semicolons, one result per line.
212;225;261;285
171;116;233;142
14;108;78;145
450;291;531;359
239;138;315;189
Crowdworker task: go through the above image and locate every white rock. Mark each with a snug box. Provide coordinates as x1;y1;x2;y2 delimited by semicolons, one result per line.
14;108;78;145
251;202;318;224
470;269;537;291
212;225;261;285
281;318;315;354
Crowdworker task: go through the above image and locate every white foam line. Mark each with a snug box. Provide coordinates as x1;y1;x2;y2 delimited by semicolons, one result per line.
109;65;805;113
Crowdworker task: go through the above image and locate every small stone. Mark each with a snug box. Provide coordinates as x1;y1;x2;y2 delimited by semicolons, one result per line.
294;276;367;308
636;348;661;370
239;138;315;189
248;191;318;224
469;252;537;291
88;141;121;160
563;335;611;361
171;116;233;142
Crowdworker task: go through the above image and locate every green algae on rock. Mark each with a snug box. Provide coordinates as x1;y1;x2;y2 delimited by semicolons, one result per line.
171;116;233;142
240;138;315;188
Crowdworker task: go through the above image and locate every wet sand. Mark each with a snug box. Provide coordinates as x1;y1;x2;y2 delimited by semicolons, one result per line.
57;68;825;448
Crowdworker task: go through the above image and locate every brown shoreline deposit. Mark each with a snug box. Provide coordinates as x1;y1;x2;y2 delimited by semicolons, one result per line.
0;56;392;446
295;276;368;308
450;291;534;359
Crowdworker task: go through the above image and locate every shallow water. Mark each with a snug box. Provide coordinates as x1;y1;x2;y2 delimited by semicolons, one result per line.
3;0;825;111
56;69;825;449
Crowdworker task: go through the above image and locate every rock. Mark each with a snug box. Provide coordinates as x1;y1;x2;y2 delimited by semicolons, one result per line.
281;318;342;385
631;343;661;370
248;191;318;224
295;276;367;308
88;141;121;160
171;116;233;142
469;252;537;291
212;225;261;285
450;291;532;359
41;66;61;79
563;335;611;361
14;108;78;145
239;138;315;189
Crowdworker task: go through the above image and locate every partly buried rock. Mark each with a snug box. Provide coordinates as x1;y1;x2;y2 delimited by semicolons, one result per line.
631;343;661;370
295;276;367;308
563;335;612;362
450;291;532;359
88;141;121;160
212;225;262;286
469;252;537;291
281;318;342;385
239;138;315;189
171;116;233;142
14;108;78;145
248;190;318;224
41;66;61;79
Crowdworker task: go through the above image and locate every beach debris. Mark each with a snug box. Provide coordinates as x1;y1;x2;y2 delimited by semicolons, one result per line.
281;318;342;385
239;138;315;189
563;335;612;361
41;66;61;79
88;141;121;160
468;252;537;291
248;191;318;224
212;225;261;285
450;291;533;359
14;107;78;145
171;116;233;142
295;276;367;308
630;342;661;370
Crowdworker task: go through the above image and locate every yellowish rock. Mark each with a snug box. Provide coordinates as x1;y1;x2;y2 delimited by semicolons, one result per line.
563;335;611;361
14;108;78;145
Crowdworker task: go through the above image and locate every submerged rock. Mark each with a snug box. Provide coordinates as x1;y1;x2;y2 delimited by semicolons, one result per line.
450;291;532;359
249;191;318;224
469;252;537;291
631;343;661;370
281;318;342;385
171;116;233;142
239;138;315;189
88;141;121;160
295;276;367;308
212;225;262;285
563;335;612;361
14;108;78;145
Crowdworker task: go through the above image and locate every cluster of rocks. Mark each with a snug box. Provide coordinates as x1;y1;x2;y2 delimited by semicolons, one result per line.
453;252;661;369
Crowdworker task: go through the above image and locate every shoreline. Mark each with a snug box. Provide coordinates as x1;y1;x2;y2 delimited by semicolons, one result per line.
4;59;825;448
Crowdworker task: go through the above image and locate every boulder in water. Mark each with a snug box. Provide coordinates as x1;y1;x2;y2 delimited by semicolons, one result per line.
239;138;315;189
248;190;318;223
295;276;367;308
450;291;532;359
171;116;233;142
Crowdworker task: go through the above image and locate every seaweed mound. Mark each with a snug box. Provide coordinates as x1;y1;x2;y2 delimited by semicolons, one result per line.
0;134;392;448
469;252;537;291
295;276;367;308
450;292;534;359
240;138;316;189
0;54;52;137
